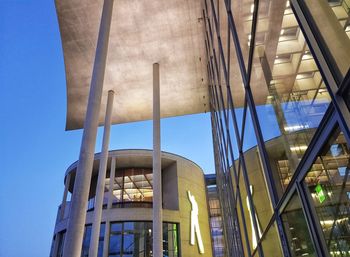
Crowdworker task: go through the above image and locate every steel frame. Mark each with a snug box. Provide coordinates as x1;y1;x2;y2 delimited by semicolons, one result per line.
203;0;350;256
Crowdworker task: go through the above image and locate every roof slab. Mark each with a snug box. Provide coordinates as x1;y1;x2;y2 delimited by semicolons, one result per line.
56;0;267;130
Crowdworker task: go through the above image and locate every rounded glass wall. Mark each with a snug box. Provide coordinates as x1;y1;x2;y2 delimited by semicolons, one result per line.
109;221;179;257
107;168;153;208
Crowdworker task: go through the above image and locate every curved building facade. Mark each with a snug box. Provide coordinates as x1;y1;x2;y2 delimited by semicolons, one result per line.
51;149;213;257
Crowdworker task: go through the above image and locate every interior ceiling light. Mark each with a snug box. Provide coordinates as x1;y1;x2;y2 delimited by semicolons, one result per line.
290;145;308;152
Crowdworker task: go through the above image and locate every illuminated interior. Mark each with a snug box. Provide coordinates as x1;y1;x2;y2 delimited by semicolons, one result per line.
106;168;153;206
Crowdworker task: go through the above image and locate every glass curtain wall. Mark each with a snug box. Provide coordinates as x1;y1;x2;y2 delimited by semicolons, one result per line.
108;221;179;257
204;0;350;256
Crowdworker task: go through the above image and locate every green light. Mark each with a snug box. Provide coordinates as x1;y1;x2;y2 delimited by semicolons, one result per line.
315;184;326;203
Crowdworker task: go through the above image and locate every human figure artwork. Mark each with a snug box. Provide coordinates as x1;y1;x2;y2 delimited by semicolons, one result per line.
246;185;262;249
187;191;205;254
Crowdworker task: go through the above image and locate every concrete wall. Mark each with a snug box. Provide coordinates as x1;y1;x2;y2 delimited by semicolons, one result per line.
176;154;213;257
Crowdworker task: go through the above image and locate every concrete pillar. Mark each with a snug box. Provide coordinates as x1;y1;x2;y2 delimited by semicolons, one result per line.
101;157;116;257
152;63;163;257
62;1;114;256
101;156;116;257
102;221;110;257
89;90;114;257
60;173;71;220
107;157;116;209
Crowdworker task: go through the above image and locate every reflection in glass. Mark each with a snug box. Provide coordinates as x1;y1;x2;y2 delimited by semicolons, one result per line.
81;225;92;257
230;0;254;69
281;192;316;257
239;110;274;238
261;223;283;257
109;222;179;257
250;0;331;195
304;0;350;77
304;127;350;256
327;0;350;39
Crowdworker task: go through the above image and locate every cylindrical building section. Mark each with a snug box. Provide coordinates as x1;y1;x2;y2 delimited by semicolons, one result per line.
51;149;213;257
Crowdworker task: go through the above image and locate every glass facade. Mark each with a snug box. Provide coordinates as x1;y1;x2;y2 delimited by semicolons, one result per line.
109;222;179;257
204;0;350;256
54;222;179;257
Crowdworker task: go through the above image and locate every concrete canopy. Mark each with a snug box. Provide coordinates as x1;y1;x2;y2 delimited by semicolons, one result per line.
56;0;210;130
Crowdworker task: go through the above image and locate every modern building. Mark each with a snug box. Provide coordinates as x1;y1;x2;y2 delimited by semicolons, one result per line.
206;174;227;257
54;0;350;256
51;149;213;257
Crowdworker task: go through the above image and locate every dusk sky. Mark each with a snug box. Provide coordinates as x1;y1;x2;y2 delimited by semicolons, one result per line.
0;1;283;257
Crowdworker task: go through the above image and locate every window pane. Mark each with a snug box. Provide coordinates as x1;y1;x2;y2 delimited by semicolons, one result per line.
81;225;92;257
109;235;121;255
250;0;331;196
281;191;316;257
231;0;253;70
108;222;179;257
304;0;350;77
304;127;350;256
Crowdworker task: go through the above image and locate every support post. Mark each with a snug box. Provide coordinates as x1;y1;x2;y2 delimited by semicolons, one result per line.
107;157;116;209
60;174;71;221
89;90;114;257
152;63;162;257
62;1;114;256
102;157;116;257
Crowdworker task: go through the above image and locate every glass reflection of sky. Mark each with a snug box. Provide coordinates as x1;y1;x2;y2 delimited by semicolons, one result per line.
232;99;329;158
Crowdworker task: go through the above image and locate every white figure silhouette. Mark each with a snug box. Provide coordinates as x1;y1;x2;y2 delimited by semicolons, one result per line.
187;191;205;254
246;185;262;249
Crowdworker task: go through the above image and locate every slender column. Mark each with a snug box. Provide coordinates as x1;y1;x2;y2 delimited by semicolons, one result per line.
107;157;116;209
60;174;71;220
62;1;114;256
152;63;162;257
89;90;114;257
102;221;110;257
102;157;116;257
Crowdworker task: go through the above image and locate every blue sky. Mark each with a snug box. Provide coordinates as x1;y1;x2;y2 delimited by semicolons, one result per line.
0;1;215;257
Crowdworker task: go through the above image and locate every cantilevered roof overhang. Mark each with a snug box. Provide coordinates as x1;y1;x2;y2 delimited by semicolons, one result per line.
56;0;210;130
